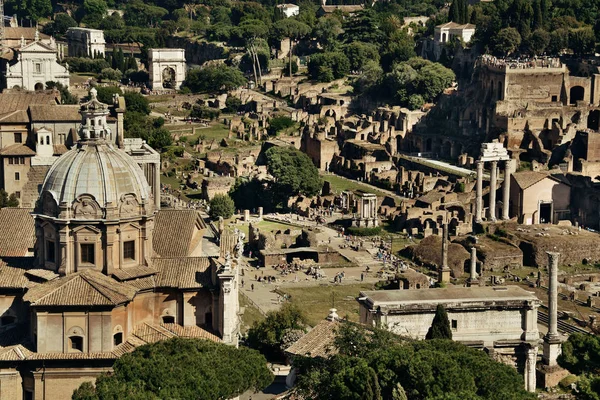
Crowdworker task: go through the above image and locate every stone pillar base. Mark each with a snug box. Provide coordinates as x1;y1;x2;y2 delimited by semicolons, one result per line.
467;278;479;287
536;365;570;389
439;268;451;283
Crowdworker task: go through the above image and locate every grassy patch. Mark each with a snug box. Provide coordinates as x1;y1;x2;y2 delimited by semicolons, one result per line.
240;293;265;334
231;219;302;238
322;174;395;198
279;283;375;327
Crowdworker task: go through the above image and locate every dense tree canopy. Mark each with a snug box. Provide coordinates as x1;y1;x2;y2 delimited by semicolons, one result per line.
294;323;535;400
265;146;323;200
209;194;235;219
247;303;308;360
183;65;246;93
72;338;273;400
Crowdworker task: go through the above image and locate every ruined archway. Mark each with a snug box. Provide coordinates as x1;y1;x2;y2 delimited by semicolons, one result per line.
570;86;585;105
588;110;600;131
162;67;176;89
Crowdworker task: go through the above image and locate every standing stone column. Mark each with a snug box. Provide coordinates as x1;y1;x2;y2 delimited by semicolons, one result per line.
439;223;451;283
543;251;561;366
489;160;498;222
476;160;483;223
502;160;511;220
468;247;478;286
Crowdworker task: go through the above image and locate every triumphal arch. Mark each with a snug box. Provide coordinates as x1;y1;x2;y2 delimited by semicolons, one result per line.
148;48;186;90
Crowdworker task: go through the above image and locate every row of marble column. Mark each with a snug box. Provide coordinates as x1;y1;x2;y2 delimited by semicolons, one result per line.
476;160;511;222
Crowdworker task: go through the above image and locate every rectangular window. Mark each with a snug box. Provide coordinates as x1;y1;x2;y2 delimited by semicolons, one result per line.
14;172;19;181
123;240;135;260
8;158;13;165
35;63;41;73
451;320;458;329
19;157;24;165
46;240;55;262
69;336;83;352
15;191;20;199
14;133;22;143
81;243;95;264
551;95;558;102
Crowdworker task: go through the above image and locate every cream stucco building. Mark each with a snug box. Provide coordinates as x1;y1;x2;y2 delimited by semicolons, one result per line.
0;89;240;400
509;171;571;224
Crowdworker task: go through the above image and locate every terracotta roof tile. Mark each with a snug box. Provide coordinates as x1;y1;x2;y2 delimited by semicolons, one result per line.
111;266;157;281
23;270;138;306
220;233;237;258
0;257;34;289
160;323;221;342
53;144;68;155
0;91;59;115
25;269;59;282
0;208;35;257
4;28;50;41
512;171;550;190
28;104;80;122
153;210;206;257
285;320;339;358
153;257;213;289
0;110;29;123
124;275;156;291
0;144;36;156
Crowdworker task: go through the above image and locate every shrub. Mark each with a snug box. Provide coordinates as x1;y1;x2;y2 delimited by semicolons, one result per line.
347;226;382;236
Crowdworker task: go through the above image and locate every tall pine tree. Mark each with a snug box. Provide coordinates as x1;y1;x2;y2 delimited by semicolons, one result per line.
425;304;453;340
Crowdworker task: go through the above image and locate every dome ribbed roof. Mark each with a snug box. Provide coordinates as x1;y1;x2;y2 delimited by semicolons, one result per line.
41;141;152;210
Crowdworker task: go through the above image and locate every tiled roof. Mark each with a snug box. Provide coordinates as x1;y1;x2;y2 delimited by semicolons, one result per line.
437;22;476;29
0;91;59;115
0;110;29;123
220;233;237;258
512;171;550;190
320;4;363;12
4;28;50;41
111;266;157;281
0;257;34;289
23;270;138;307
0;208;35;257
153;257;213;289
0;144;36;156
53;144;68;155
160;323;221;342
28;104;80;122
285;320;339;358
153;210;206;257
124;275;156;291
25;269;59;282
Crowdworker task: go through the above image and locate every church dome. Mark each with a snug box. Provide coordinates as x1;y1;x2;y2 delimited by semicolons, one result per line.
41;143;152;212
39;88;153;218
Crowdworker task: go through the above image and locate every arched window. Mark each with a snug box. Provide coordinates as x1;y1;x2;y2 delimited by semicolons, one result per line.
162;315;175;324
46;136;50;145
69;336;83;352
113;332;123;346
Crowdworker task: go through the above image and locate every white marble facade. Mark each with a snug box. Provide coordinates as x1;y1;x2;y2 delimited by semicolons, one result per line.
66;28;106;58
148;48;186;90
5;38;69;91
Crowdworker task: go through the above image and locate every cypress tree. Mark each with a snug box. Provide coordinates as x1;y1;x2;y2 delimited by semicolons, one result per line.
128;53;138;70
533;0;543;30
449;0;459;23
425;304;453;340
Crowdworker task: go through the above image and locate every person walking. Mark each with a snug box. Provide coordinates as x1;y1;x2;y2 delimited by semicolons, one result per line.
251;283;254;292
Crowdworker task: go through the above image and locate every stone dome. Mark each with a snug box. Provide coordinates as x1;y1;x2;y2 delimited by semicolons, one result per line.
41;141;153;215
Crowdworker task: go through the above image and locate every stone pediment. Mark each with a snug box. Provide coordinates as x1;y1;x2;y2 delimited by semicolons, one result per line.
19;41;56;53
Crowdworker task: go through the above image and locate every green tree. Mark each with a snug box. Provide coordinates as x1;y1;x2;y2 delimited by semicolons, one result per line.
426;305;453;340
314;16;343;52
208;194;235;219
526;29;550;55
267;116;295;136
570;27;596;55
124;92;150;115
548;28;569;54
146;127;173;152
265;146;323;201
493;27;522;55
99;68;123;82
46;81;78;105
83;0;108;17
345;42;380;73
247;302;307;360
307;52;350;82
183;65;246;93
559;333;600;375
225;96;242;113
273;19;311;78
43;13;77;37
7;193;19;207
408;94;425;110
96;86;123;105
72;338;273;400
